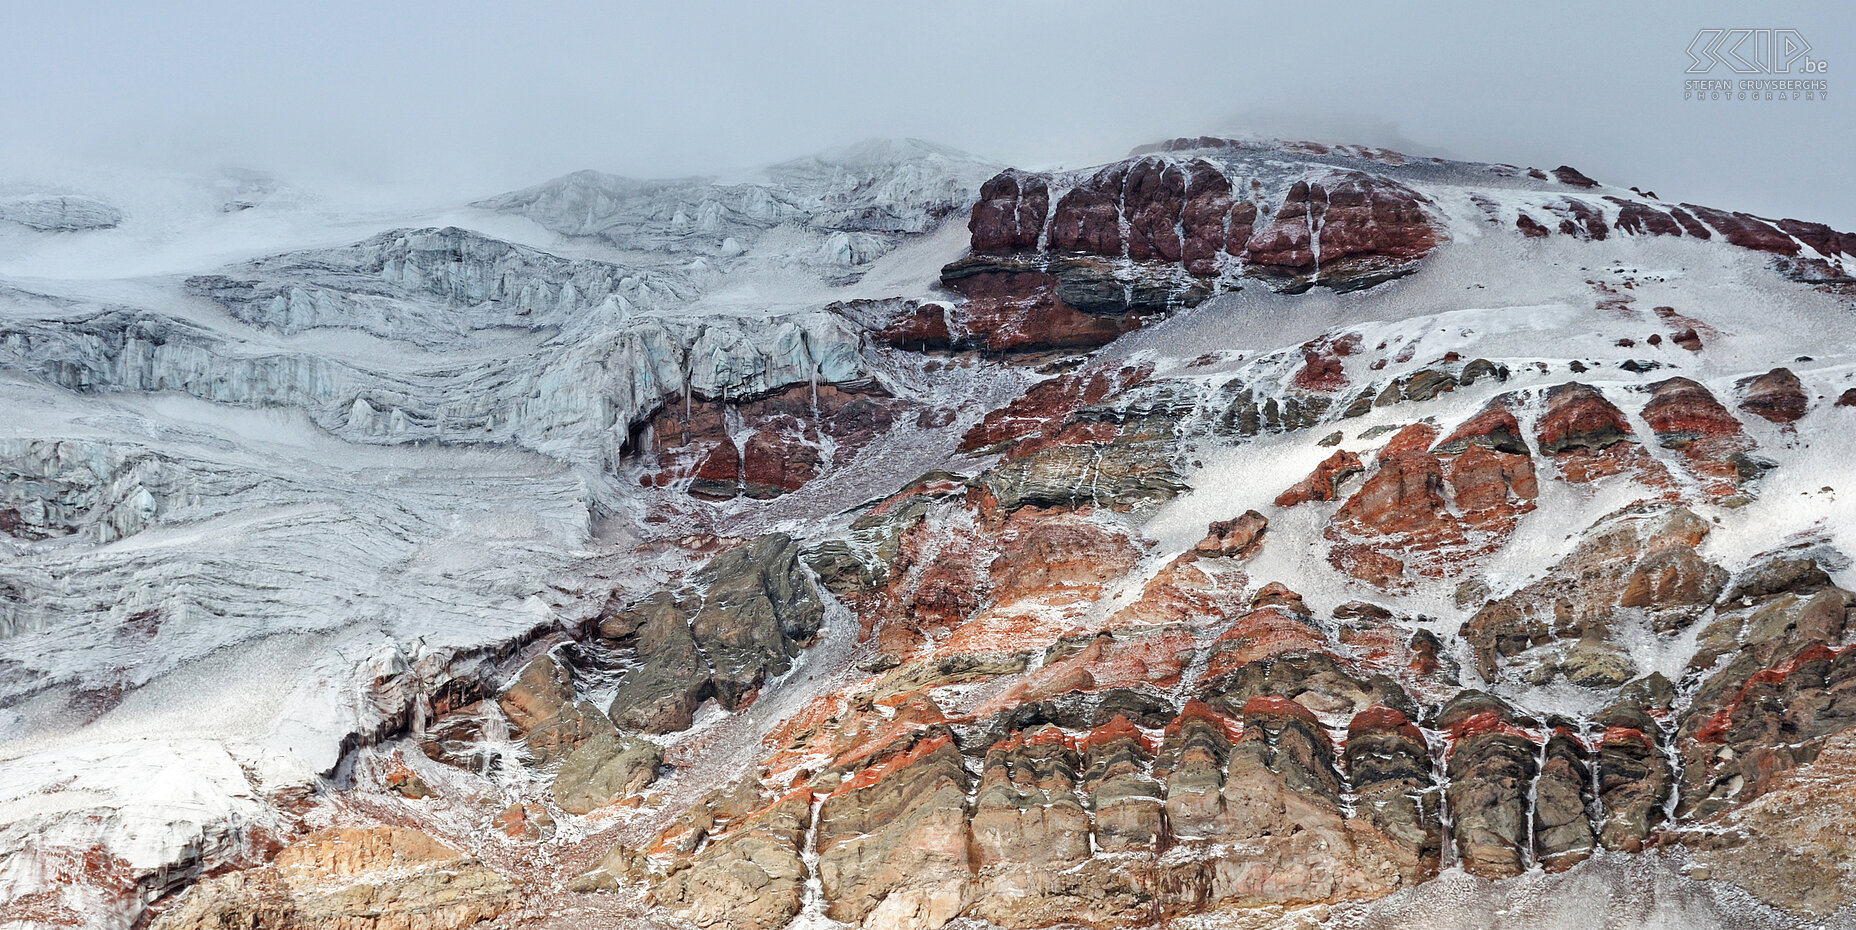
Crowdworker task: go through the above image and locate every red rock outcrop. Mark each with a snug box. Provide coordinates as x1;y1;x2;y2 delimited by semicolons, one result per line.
1677;557;1855;825
959;364;1148;453
1540;198;1609;240
1240;171;1439;291
949;149;1445;348
1535;382;1671;487
1738;366;1809;424
1275;450;1364;507
636;383;897;500
939;267;1152;353
969;170;1050;253
1639;377;1763;499
1608;197;1684;236
1316;403;1537;587
1293;332;1363;392
1332;426;1462;563
1683;204;1801;255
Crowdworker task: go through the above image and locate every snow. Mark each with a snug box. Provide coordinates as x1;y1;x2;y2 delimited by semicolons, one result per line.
6;135;1856;929
0;138;1015;928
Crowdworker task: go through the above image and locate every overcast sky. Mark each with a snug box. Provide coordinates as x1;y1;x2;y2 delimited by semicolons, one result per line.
1;0;1850;227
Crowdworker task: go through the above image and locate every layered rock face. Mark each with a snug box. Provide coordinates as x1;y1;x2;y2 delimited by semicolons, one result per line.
149;828;514;930
5;225;906;508
939;145;1445;354
10;136;1856;930
958;154;1440;296
596;533;826;732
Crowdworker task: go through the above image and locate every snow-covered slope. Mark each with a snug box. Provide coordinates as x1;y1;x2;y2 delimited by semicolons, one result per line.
2;137;1855;930
0;140;1006;928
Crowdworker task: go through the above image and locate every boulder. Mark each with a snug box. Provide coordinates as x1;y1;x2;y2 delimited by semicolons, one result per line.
496;654;610;765
690;533;826;709
553;730;663;814
1737;367;1809;424
1192;510;1267;559
1275;450;1363;507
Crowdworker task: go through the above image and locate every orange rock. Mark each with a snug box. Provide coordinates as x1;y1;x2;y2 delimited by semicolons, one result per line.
1640;377;1759;499
1377;423;1439;460
1192;509;1267;558
959;364;1150;453
1274;449;1364;507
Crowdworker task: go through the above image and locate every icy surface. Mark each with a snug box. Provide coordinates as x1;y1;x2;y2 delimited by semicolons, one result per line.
476;138;999;279
4;137;1856;930
0;141;996;927
0;194;123;232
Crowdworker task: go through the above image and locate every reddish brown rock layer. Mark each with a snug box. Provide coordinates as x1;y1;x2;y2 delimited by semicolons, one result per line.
1316;404;1537;587
1738;367;1809;424
956;156;1442;308
1275;450;1364;508
1535;382;1672;487
635;383;896;500
1640;377;1761;499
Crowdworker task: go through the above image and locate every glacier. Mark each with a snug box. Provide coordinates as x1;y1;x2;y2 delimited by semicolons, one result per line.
2;136;1855;930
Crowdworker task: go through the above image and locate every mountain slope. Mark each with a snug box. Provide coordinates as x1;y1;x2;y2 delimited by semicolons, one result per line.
2;137;1854;930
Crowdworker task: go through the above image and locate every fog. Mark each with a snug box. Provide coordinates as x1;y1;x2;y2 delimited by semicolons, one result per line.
0;0;1850;227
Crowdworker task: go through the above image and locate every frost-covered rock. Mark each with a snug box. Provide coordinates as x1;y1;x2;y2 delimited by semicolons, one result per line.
0;194;123;231
0;439;198;546
6;257;875;482
475;138;998;269
186;226;695;347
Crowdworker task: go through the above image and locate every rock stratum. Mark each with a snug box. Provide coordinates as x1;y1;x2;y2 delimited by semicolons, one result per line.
3;136;1856;930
